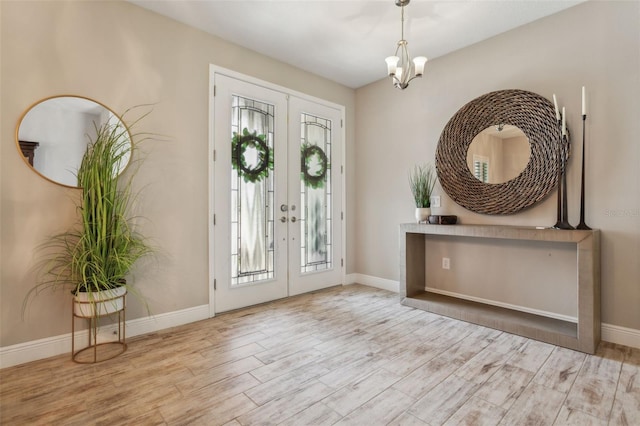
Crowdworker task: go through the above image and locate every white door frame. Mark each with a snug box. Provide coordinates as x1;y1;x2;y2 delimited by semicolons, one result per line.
208;64;347;317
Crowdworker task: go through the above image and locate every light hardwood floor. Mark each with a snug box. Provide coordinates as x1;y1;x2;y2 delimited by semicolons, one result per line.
1;284;638;425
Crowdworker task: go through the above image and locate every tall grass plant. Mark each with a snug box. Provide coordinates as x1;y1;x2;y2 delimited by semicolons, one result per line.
25;108;153;311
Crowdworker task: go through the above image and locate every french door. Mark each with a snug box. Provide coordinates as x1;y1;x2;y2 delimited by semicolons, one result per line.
212;72;343;313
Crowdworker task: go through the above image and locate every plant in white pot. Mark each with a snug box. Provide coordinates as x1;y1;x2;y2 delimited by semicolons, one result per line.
25;110;153;319
409;163;437;223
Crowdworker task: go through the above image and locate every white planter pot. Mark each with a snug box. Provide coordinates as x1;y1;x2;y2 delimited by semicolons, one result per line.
74;286;127;318
415;207;431;223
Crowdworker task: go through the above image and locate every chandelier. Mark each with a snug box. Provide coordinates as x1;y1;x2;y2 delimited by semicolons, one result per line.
385;0;427;90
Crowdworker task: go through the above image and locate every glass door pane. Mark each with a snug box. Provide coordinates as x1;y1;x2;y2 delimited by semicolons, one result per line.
231;95;276;286
299;113;332;274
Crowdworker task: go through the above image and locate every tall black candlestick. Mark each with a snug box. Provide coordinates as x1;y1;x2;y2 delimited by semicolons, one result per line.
554;133;574;229
553;135;564;228
561;161;574;229
577;114;591;229
554;119;563;228
561;131;574;229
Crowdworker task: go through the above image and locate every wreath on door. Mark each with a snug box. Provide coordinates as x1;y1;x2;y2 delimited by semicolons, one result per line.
231;128;273;183
301;143;329;189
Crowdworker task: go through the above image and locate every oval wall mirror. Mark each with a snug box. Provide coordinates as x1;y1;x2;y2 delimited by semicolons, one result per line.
436;89;566;215
15;96;131;188
466;124;531;184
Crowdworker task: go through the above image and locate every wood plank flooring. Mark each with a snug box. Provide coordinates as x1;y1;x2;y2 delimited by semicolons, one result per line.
1;284;638;425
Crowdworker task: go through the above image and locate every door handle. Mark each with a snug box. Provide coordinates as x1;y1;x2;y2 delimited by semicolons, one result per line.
290;217;297;223
280;216;288;223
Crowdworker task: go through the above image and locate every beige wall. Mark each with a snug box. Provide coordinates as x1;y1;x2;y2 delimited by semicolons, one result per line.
0;1;356;346
355;1;640;330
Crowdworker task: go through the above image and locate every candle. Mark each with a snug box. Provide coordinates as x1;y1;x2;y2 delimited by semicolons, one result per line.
553;94;560;121
562;107;566;136
582;86;586;116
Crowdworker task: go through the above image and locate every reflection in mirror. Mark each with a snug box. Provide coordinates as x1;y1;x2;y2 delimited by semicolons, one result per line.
16;96;131;187
466;124;531;184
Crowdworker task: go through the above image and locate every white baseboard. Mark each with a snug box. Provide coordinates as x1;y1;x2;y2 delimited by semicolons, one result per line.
0;304;209;369
347;273;399;293
343;273;357;285
350;274;640;350
602;323;640;350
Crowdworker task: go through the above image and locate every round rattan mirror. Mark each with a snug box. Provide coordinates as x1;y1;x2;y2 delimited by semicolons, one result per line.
436;89;565;215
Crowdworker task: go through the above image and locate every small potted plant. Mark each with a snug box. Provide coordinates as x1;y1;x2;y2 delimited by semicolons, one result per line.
409;163;437;223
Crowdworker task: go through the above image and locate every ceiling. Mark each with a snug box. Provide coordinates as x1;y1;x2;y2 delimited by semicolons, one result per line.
129;0;586;89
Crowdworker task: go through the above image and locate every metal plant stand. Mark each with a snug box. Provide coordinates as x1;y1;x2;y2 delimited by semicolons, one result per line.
71;291;127;364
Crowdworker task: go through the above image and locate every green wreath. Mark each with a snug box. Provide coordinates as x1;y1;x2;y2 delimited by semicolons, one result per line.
231;128;273;183
301;144;329;189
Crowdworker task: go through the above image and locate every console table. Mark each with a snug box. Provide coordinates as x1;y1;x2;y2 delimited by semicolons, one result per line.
400;223;600;354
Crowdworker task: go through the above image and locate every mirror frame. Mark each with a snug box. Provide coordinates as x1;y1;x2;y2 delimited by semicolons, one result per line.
15;95;131;188
436;89;566;215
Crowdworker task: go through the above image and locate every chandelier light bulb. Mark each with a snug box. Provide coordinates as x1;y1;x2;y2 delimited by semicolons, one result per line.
385;56;399;76
413;56;428;76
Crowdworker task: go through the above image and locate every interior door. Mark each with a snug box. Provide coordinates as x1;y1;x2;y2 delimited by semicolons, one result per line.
287;97;343;296
213;74;289;313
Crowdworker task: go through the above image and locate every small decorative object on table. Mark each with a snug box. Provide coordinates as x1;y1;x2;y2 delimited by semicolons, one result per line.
409;163;437;223
428;215;458;225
